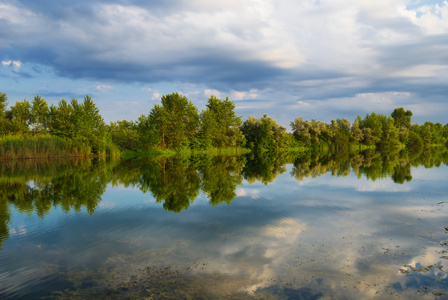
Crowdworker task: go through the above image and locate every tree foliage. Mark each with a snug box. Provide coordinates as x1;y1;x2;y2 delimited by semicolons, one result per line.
241;114;288;153
149;93;199;149
1;90;447;155
199;95;244;148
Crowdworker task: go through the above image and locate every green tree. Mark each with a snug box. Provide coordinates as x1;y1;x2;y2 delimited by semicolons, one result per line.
241;114;287;153
391;107;412;143
48;99;75;139
149;93;199;149
199;95;244;148
79;96;107;154
291;118;327;146
134;114;157;150
378;114;399;148
110;120;140;150
49;96;107;154
350;117;364;143
6;99;32;134
30;95;49;133
391;107;412;130
0;92;8;135
359;112;383;145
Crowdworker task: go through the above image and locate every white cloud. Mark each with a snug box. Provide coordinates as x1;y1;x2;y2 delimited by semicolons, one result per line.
400;1;448;35
389;64;448;78
152;92;161;101
204;89;259;101
1;60;21;71
96;85;112;92
204;89;222;98
142;87;161;100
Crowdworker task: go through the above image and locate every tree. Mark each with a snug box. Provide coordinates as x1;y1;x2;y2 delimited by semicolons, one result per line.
149;93;199;149
110;120;140;150
49;99;75;139
199;95;244;148
331;119;351;150
6;99;32;134
391;107;412;143
291;117;311;145
49;96;107;154
378;114;399;148
241;114;287;153
391;107;412;130
31;95;49;133
134;114;158;150
350;117;364;143
79;96;107;154
291;117;327;146
0;92;8;135
359;112;383;145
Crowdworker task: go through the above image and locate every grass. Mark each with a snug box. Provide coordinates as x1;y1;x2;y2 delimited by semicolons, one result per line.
0;134;122;159
0;134;90;159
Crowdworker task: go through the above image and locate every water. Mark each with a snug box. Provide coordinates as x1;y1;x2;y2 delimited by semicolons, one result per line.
1;150;448;299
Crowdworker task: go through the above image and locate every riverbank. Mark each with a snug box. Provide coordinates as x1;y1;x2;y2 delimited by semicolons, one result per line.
0;134;120;159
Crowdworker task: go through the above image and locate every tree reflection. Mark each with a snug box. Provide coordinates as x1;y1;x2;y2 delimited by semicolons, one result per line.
0;147;447;247
242;151;293;185
290;147;447;184
114;155;246;211
0;158;116;248
198;155;245;206
114;156;201;212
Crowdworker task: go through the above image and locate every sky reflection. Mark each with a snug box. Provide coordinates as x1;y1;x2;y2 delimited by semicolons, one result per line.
1;163;448;299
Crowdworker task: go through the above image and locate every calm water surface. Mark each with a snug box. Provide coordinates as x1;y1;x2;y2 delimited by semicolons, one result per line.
1;151;448;299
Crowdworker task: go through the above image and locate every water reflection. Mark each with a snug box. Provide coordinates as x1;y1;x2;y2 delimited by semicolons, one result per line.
1;149;448;298
1;148;448;247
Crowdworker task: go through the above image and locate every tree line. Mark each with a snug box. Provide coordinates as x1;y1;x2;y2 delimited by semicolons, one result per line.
1;91;447;158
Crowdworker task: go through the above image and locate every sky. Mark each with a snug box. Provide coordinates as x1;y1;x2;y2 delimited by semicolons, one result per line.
1;0;448;128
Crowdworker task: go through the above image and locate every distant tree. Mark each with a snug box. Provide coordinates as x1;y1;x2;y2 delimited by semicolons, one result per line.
199;95;244;148
241;114;287;153
290;117;311;145
391;107;412;143
110;120;140;150
391;107;412;130
350;117;364;143
0;92;8;135
78;96;107;154
30;95;49;133
49;96;107;154
359;112;383;145
331;119;351;150
49;99;75;139
134;114;158;150
6;99;32;134
149;93;199;149
378;114;399;148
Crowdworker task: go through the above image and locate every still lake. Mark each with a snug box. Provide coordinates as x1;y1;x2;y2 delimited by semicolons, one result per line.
1;150;448;299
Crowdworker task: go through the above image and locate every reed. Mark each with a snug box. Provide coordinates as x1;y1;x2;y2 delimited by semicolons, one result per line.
0;134;91;159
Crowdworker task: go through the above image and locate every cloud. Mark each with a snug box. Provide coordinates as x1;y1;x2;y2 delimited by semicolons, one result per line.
204;88;259;101
1;0;448;124
1;60;21;71
142;87;162;100
96;85;112;92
